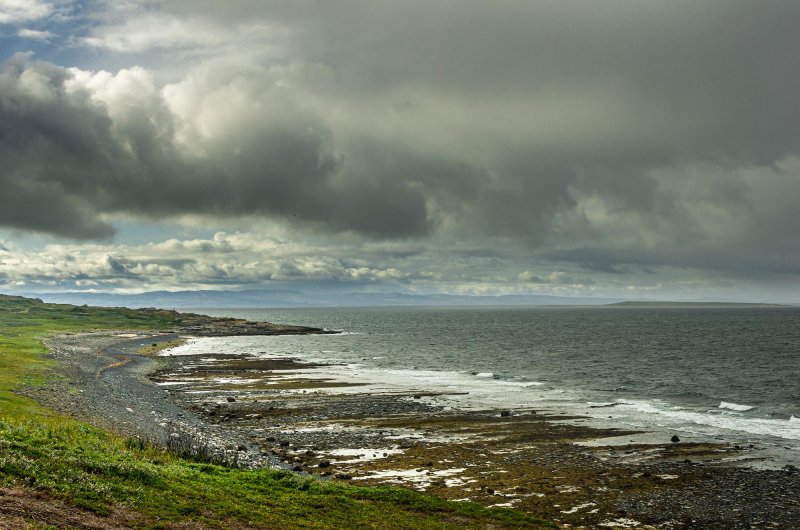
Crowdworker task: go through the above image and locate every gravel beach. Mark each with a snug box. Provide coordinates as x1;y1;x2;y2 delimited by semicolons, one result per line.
23;331;800;529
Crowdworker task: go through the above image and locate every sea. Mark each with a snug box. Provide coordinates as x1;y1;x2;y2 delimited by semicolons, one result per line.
171;306;800;468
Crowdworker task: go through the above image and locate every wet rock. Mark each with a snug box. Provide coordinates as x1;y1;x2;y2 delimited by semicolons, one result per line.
226;397;236;403
671;435;681;443
500;410;512;417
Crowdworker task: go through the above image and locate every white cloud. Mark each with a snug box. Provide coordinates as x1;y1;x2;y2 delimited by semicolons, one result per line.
81;14;231;52
0;0;52;24
17;28;54;40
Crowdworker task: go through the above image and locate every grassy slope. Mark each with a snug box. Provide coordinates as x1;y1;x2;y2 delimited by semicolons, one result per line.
0;295;552;529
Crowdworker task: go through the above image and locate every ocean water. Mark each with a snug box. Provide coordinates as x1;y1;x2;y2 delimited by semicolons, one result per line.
173;306;800;466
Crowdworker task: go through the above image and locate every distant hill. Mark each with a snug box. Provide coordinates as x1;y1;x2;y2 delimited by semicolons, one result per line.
608;301;789;308
30;289;622;309
20;290;793;310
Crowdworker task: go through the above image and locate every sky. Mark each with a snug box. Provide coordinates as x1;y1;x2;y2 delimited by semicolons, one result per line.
0;0;799;303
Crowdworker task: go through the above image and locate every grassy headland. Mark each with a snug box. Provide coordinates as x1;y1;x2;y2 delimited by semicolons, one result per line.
0;294;550;529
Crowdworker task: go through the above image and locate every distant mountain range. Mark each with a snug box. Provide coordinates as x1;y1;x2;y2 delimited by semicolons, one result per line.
24;290;793;310
31;289;623;309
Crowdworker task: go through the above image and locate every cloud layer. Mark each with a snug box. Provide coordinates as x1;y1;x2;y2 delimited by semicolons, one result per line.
1;1;799;297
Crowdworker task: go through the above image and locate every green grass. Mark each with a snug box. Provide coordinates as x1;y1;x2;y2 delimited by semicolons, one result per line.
0;295;554;529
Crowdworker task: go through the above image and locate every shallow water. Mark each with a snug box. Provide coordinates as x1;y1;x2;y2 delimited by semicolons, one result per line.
166;306;800;467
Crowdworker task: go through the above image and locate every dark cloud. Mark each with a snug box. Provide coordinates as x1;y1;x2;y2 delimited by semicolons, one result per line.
1;1;800;284
0;54;434;239
0;56;120;238
105;256;129;275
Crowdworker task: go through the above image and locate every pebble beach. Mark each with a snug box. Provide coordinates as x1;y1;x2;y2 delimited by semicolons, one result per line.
25;331;800;530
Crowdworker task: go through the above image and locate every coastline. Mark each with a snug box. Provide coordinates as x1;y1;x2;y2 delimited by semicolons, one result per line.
26;331;800;529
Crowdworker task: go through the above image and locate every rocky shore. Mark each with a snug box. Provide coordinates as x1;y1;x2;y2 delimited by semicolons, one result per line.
24;331;800;530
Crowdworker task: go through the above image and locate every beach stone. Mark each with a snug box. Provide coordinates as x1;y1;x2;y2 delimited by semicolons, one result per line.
226;397;236;403
671;435;681;443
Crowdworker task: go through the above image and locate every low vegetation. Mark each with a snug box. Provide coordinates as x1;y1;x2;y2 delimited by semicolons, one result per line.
0;294;551;529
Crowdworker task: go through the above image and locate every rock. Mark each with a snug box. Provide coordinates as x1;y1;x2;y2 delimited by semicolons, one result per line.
318;460;331;468
237;445;247;451
226;397;236;403
671;435;681;443
335;473;352;480
292;465;304;472
500;410;511;417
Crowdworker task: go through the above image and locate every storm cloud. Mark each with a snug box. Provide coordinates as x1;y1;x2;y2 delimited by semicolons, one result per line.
1;0;800;294
0;54;433;238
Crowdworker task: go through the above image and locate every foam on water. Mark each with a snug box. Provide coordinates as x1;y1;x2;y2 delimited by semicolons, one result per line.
162;306;800;468
164;336;800;447
719;401;755;412
612;400;800;440
273;360;800;444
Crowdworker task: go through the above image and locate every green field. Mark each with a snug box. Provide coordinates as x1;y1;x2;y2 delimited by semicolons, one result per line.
0;295;552;529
